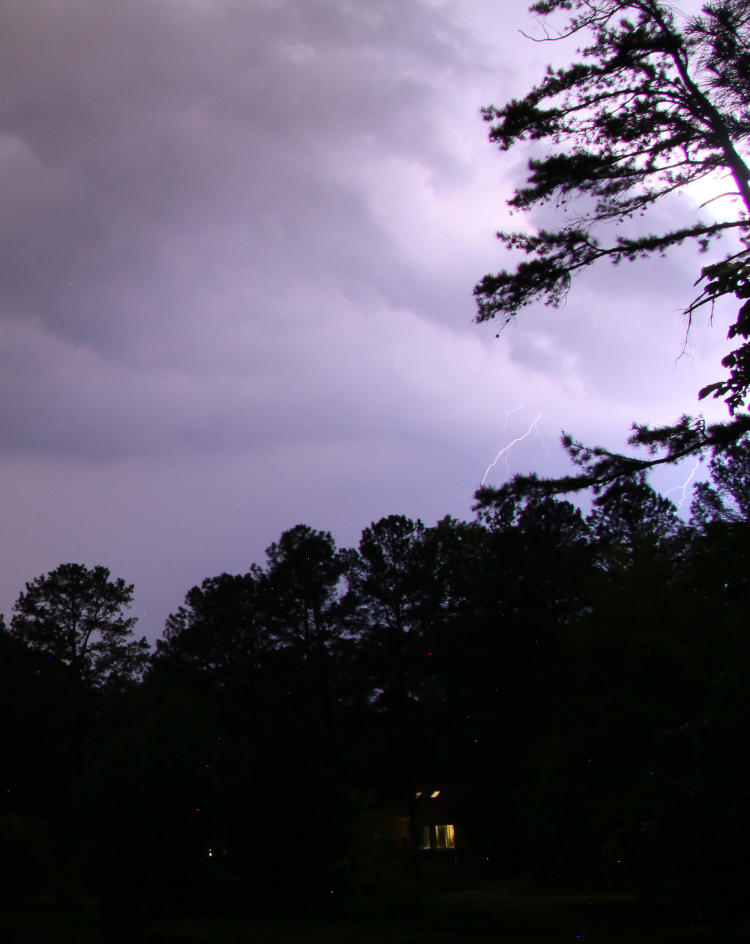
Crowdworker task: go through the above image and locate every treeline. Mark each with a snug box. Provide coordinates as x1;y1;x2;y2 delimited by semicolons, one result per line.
2;441;750;923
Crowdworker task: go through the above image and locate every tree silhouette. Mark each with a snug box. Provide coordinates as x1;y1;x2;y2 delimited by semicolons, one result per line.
691;432;750;524
587;475;683;568
475;0;750;488
157;570;270;687
10;563;148;692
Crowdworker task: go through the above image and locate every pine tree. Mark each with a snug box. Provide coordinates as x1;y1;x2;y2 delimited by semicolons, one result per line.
476;0;750;489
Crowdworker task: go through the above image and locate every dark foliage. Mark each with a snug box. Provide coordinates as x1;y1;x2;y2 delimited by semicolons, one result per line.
5;447;750;923
475;0;750;489
10;563;148;692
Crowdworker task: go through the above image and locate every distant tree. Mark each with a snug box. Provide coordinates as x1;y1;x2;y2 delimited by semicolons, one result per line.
10;563;149;691
691;432;750;524
475;0;750;489
263;524;349;663
156;570;270;686
153;569;288;756
347;515;429;708
470;489;593;739
473;485;592;626
260;524;352;758
587;475;683;567
146;531;364;912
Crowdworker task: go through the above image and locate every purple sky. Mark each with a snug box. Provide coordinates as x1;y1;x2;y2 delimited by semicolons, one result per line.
0;0;734;641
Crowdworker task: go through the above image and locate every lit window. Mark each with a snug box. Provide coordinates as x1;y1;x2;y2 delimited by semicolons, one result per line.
420;824;455;850
437;824;454;848
430;790;440;798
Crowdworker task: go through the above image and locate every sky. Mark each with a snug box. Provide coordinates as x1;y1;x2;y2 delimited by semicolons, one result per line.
0;0;736;642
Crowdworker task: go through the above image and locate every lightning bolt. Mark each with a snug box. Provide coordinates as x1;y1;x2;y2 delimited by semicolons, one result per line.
665;456;701;508
502;403;525;427
481;412;543;486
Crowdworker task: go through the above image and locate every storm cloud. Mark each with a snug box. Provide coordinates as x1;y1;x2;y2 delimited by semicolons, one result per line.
0;0;731;638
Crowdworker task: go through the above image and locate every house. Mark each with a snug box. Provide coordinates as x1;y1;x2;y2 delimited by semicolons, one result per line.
366;782;465;861
413;784;461;856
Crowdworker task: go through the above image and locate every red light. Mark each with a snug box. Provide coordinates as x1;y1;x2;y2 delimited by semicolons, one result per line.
194;808;200;812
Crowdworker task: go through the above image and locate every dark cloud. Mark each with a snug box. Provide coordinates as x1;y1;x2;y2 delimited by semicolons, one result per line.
0;0;472;345
0;0;729;639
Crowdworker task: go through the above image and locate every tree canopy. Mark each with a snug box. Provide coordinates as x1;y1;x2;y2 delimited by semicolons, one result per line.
10;562;149;691
4;464;750;919
475;0;750;491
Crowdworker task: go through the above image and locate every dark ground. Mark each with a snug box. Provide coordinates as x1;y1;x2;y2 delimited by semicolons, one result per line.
1;886;748;943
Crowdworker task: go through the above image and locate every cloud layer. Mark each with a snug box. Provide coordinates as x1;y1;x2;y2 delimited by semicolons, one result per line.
0;0;732;638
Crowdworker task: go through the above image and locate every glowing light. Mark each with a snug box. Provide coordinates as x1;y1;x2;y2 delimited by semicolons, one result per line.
430;790;440;798
481;412;543;485
421;823;455;849
665;457;701;507
502;403;524;425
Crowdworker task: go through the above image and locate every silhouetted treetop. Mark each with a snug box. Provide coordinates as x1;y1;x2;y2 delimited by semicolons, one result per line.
691;431;750;524
474;0;750;492
476;0;750;324
10;563;148;692
156;570;270;683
